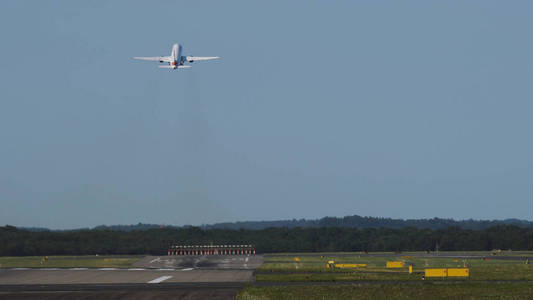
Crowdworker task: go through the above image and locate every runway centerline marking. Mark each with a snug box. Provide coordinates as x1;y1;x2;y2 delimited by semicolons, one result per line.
181;268;193;271
148;275;173;284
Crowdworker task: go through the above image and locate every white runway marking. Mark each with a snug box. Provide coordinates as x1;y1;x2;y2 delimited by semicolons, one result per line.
156;268;175;271
12;268;29;270
70;268;88;270
148;275;173;284
181;268;193;271
128;268;146;271
150;258;161;263
41;268;59;270
98;268;117;270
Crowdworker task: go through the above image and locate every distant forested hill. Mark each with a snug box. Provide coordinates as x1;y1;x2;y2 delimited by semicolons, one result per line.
200;215;533;231
16;216;533;232
93;223;164;231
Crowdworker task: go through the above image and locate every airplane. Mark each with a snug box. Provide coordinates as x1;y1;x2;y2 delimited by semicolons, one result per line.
133;43;220;70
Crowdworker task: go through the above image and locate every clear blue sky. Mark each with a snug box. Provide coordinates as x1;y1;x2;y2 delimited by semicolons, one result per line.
1;1;532;229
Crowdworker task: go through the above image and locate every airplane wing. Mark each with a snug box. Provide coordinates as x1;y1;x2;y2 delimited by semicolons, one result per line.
134;56;173;62
185;56;220;62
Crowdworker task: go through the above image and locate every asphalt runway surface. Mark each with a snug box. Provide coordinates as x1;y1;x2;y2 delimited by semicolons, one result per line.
0;289;239;300
0;255;263;299
0;269;255;285
0;283;246;300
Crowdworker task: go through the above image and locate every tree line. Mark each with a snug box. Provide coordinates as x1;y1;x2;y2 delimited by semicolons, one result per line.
1;225;533;256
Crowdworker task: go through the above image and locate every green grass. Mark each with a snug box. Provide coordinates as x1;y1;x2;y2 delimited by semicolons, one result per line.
258;252;533;282
256;272;419;282
0;255;142;268
238;283;533;300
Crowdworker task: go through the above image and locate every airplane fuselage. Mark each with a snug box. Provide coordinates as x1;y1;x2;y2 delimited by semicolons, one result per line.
170;43;183;69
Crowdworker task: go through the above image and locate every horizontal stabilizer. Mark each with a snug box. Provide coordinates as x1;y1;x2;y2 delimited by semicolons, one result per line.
157;65;191;69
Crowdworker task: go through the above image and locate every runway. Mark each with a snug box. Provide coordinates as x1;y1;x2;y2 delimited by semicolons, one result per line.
0;255;263;299
0;268;254;285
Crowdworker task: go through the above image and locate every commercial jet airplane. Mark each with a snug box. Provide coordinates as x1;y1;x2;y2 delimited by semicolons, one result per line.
134;43;219;70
